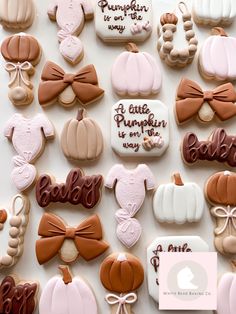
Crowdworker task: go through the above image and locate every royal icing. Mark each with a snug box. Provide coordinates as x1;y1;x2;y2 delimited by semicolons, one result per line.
147;236;209;303
105;164;155;248
4;113;55;191
153;173;204;224
95;0;152;42
199;27;236;81
39;266;97;314
36;213;109;264
111;43;162;96
111;100;169;157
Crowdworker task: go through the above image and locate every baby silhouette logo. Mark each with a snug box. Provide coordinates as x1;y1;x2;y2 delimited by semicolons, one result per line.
177;266;198;290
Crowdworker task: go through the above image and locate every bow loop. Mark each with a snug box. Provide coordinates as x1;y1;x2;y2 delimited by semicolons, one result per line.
105;293;137;314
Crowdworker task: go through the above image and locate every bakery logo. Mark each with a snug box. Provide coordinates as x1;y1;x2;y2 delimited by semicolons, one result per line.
177;267;198;290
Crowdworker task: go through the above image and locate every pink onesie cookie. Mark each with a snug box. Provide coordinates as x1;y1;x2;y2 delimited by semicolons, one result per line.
105;164;155;248
48;0;94;64
4;113;55;192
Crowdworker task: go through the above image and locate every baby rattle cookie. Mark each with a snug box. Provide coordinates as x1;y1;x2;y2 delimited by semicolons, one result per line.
193;0;236;26
48;0;94;64
199;27;236;81
61;109;103;161
0;194;30;269
1;33;42;106
205;171;236;255
105;164;155;248
100;253;144;314
4;113;55;192
39;265;97;314
0;274;38;314
38;61;104;107
153;173;204;224
111;43;162;96
157;2;198;68
175;78;236;124
36;212;109;264
0;0;35;30
95;0;152;43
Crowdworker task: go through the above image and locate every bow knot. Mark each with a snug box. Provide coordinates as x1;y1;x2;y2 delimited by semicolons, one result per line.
212;206;236;235
65;227;76;239
63;73;75;84
105;293;137;314
203;90;213;101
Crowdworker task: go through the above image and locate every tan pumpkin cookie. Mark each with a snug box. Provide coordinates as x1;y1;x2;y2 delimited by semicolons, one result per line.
61;109;103;161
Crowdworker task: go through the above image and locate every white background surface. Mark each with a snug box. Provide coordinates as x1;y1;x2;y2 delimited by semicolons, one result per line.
0;0;235;313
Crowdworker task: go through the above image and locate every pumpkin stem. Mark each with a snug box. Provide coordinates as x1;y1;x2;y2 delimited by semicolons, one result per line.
211;27;228;37
77;109;85;121
173;173;184;186
231;261;236;272
59;265;73;284
126;43;139;53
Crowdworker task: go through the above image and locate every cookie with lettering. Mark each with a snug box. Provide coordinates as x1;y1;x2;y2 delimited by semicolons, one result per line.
100;253;144;314
0;275;38;314
95;0;152;43
111;99;169;157
147;236;209;303
182;128;236;167
153;173;204;224
39;265;97;314
1;33;42;106
36;213;109;264
105;164;155;248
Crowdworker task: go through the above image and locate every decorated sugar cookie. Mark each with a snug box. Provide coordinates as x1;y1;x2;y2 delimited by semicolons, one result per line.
111;43;162;96
0;194;30;269
36;213;109;264
39;265;97;314
175;78;236;124
105;164;155;248
205;171;236;255
147;236;209;303
0;0;35;30
111;99;169;157
36;168;103;208
100;253;144;314
38;61;104;107
1;34;42;106
193;0;236;26
95;0;152;42
182;128;236;167
153;173;204;224
0;275;38;314
48;0;94;64
199;28;236;81
61;109;103;161
4;113;54;192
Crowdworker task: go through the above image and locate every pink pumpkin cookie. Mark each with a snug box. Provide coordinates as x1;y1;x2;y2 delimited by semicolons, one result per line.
105;164;155;248
112;43;162;96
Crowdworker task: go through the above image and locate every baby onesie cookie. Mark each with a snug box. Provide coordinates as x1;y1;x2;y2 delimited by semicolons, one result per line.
0;0;35;30
0;194;30;269
48;0;94;64
175;78;236;124
36;213;109;264
4;113;55;192
182;128;236;167
39;265;97;314
1;33;42;106
111;43;162;96
111;99;169;157
153;173;204;224
95;0;152;42
199;27;236;81
147;236;209;303
61;109;103;161
205;171;236;255
0;275;38;314
157;2;198;68
105;164;155;248
193;0;236;26
36;168;103;208
100;253;144;314
38;61;104;107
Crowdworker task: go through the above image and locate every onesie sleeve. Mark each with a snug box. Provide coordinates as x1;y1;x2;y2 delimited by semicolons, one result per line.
81;0;94;19
38;114;55;139
4;114;19;139
140;164;156;190
105;165;123;189
47;0;58;18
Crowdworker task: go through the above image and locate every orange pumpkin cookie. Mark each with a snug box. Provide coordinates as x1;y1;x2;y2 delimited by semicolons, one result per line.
61;109;103;161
